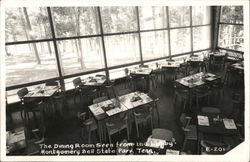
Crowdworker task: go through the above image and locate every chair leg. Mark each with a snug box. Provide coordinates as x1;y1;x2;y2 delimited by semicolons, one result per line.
135;122;139;138
126;127;130;141
108;133;112;143
182;138;187;152
88;131;91;144
150;117;153;130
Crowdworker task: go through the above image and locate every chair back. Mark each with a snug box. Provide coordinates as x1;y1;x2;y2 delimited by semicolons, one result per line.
73;77;82;88
148;90;158;100
17;88;29;99
201;107;221;114
179;113;191;130
152;128;173;141
77;112;87;122
124;68;129;76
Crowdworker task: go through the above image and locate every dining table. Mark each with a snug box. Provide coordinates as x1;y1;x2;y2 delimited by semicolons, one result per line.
197;112;239;154
160;61;181;68
82;75;106;86
130;67;153;92
24;85;59;99
175;72;221;89
88;91;153;142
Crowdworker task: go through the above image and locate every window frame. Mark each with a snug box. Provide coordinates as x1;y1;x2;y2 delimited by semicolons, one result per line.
217;6;244;53
5;6;212;99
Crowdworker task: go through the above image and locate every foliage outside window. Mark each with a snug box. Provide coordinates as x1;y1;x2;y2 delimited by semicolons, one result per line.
192;6;211;25
169;6;190;28
5;6;212;91
100;7;137;33
57;38;105;75
193;26;211;51
105;34;140;67
170;28;191;55
5;7;58;87
139;6;167;30
141;31;169;60
218;6;243;52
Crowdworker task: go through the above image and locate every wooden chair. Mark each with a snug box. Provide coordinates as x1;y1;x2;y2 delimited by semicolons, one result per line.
179;113;197;153
148;90;160;125
104;80;116;99
131;75;147;92
151;128;173;141
78;112;98;143
200;140;231;155
211;80;224;104
195;85;211;112
105;113;129;143
134;106;153;138
149;73;157;89
174;84;191;112
52;91;68;118
72;77;83;105
93;96;109;104
124;68;133;89
17;88;43;136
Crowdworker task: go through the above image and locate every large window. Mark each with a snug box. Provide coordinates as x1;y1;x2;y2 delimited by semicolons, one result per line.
218;6;243;52
57;38;105;75
5;6;212;97
169;6;190;28
5;7;51;42
139;6;167;30
105;34;140;67
193;26;211;51
52;7;100;37
100;7;137;33
170;28;191;55
5;7;58;87
192;6;211;25
141;31;169;60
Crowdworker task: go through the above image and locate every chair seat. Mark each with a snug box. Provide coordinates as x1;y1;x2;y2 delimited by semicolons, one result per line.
185;125;197;140
152;128;173;141
106;120;126;134
83;118;97;131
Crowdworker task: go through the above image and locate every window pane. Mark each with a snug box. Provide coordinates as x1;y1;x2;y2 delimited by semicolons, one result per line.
105;34;140;67
192;6;211;25
193;26;211;51
141;30;169;60
169;6;190;28
220;6;243;24
218;24;243;51
52;7;100;37
170;28;191;55
139;6;167;30
100;7;137;33
5;7;51;42
57;37;105;75
5;42;58;87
